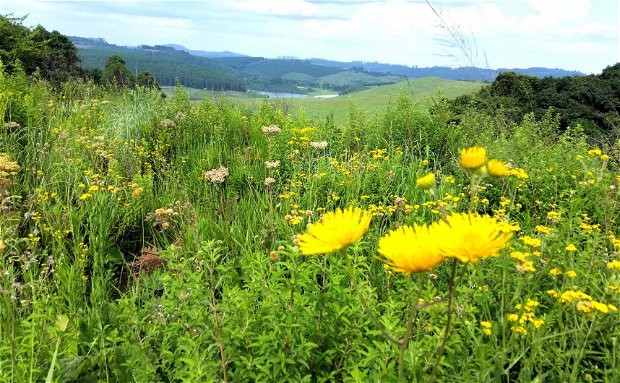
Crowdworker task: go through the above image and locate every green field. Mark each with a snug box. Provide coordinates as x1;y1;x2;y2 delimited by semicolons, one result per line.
1;68;618;382
168;77;484;124
287;77;483;123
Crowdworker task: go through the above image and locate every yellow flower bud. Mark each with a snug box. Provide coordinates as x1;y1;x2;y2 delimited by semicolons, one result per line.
416;172;435;190
486;159;509;178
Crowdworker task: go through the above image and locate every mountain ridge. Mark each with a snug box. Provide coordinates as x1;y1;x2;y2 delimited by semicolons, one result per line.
69;36;585;93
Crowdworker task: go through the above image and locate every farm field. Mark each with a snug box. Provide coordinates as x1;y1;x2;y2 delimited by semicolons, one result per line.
1;67;619;383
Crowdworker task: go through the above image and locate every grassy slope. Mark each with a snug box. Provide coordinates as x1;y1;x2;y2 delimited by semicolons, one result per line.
285;77;484;124
166;77;483;124
318;71;404;87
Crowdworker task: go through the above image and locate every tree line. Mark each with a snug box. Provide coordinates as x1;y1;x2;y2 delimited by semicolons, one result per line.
449;64;620;140
76;46;246;91
0;14;246;91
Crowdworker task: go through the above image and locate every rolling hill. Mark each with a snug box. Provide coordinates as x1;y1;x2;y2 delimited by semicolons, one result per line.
231;77;484;124
70;36;583;95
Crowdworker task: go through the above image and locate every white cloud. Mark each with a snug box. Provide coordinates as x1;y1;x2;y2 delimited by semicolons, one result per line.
230;0;321;17
0;0;616;72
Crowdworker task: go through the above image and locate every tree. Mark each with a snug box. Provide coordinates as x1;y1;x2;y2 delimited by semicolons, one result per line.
101;55;135;88
0;14;45;74
0;15;83;84
136;70;160;90
31;26;81;84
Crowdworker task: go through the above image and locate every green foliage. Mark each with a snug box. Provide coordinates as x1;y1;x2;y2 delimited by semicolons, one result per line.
0;14;81;84
0;61;619;382
136;70;160;90
102;55;135;88
452;64;620;142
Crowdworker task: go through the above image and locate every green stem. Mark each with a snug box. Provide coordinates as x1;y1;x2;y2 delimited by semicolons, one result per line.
468;174;479;213
398;273;425;382
45;336;62;383
570;316;596;381
343;251;400;346
431;258;459;378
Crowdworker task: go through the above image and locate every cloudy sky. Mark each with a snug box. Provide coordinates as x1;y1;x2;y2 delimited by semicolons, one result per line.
1;0;618;74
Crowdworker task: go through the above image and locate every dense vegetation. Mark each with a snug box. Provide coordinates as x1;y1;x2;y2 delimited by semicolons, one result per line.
0;15;81;84
450;65;620;142
75;41;246;91
1;13;619;383
73;41;406;94
2;58;620;381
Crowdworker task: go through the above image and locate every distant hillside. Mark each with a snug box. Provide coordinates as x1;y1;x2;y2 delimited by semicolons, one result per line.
71;37;406;93
308;59;583;82
160;44;247;58
71;37;246;90
70;36;584;94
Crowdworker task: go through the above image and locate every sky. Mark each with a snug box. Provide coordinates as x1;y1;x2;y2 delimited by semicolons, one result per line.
0;0;618;74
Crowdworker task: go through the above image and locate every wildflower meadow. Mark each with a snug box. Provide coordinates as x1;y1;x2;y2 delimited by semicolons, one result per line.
1;64;619;382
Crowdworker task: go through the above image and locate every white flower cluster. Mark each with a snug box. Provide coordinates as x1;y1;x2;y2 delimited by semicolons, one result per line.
203;166;229;185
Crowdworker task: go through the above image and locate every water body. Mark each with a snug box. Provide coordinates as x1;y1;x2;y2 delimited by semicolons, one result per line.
258;91;308;99
257;91;340;99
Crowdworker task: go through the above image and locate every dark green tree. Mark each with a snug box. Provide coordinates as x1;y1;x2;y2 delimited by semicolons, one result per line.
31;25;81;84
136;70;160;90
1;15;82;84
0;14;46;74
102;55;135;88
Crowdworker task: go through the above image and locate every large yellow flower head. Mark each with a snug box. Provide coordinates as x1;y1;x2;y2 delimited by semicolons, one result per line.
297;206;372;255
460;146;487;170
435;213;512;263
378;224;445;274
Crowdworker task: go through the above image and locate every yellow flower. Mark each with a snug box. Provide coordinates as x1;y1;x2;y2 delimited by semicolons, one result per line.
88;185;99;192
519;236;541;248
591;301;609;313
508;168;529;179
377;224;445;274
486;159;509;177
297;207;371;255
565;244;577;252
459;146;487;170
535;225;552;235
131;187;143;197
79;193;92;201
416;173;435;190
435;213;512;263
565;270;577;278
607;261;620;270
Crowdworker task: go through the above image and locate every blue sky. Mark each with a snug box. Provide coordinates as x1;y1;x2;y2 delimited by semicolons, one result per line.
1;0;618;74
